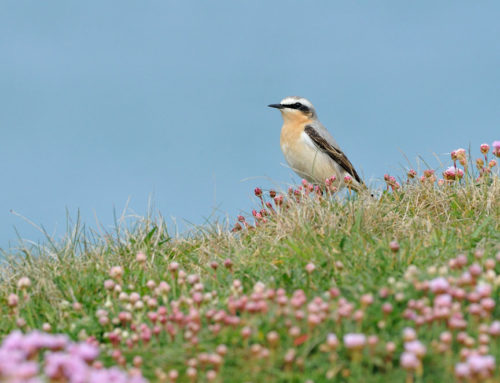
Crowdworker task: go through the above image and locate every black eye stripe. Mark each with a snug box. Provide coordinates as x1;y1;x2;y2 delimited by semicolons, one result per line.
283;102;310;112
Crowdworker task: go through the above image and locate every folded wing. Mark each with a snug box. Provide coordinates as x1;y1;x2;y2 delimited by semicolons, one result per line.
304;125;363;184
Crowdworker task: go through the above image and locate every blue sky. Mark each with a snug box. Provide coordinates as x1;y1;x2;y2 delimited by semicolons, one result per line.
1;1;499;249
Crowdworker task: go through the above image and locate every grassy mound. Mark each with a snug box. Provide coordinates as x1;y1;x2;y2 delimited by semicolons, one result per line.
1;146;499;382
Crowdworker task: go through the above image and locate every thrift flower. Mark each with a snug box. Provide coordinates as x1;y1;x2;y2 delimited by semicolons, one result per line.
400;352;420;370
443;166;464;181
17;277;31;289
480;143;489;154
343;333;366;350
492;141;500;157
305;263;316;274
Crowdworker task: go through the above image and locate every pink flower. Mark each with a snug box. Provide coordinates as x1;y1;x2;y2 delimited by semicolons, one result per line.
481;297;495;311
367;335;379;347
136;252;147;263
325;175;337;187
386;342;396;353
489;321;500;336
8;293;19;307
68;343;99;363
326;333;339;349
382;303;393;314
480;143;490;154
407;169;417;179
476;283;492;297
361;294;374;306
103;280;115;290
451;148;466;161
389;241;400;253
443;166;464;181
429;277;450;294
305;263;316;274
343;333;366;350
109;266;124;279
400;352;420;370
455;363;470;378
17;277;31;289
434;294;452;308
466;354;495;374
440;331;452;344
344;175;353;185
492;140;500;157
402;327;417;342
423;169;435;178
168;262;179;272
469;263;482;277
404;340;427;358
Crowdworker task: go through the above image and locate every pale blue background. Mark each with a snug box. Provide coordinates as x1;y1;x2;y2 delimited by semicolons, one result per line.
1;2;499;249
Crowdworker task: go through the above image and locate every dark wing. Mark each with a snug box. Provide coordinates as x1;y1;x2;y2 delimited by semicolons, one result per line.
304;125;363;184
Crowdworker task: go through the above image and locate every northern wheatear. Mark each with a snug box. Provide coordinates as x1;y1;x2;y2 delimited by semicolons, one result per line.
269;96;364;190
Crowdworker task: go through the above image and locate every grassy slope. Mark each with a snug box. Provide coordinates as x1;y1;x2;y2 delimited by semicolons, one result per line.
1;176;499;382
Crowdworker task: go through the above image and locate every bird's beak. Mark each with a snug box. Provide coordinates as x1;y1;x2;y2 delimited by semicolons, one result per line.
268;104;284;109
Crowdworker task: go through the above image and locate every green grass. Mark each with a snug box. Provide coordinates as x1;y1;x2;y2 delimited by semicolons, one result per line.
1;171;499;382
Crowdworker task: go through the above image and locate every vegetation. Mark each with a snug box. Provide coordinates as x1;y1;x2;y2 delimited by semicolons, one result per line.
1;142;499;382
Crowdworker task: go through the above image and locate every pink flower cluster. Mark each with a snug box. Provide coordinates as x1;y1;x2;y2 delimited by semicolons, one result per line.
232;140;498;231
384;141;500;190
476;141;499;177
455;354;496;380
443;166;464;181
399;328;426;372
384;174;400;191
4;247;500;381
232;179;327;232
0;331;146;383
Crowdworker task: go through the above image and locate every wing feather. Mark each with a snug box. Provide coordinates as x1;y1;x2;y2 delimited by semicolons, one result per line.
304;125;363;184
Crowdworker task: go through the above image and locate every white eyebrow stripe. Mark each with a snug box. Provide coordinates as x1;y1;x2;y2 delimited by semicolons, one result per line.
280;96;314;110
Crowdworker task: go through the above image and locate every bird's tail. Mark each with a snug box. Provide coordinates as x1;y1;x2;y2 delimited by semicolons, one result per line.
350;181;375;198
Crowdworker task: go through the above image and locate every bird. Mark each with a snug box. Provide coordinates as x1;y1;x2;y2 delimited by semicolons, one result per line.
268;96;365;191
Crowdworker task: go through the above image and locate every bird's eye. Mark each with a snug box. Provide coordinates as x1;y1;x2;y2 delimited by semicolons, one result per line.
295;102;309;112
